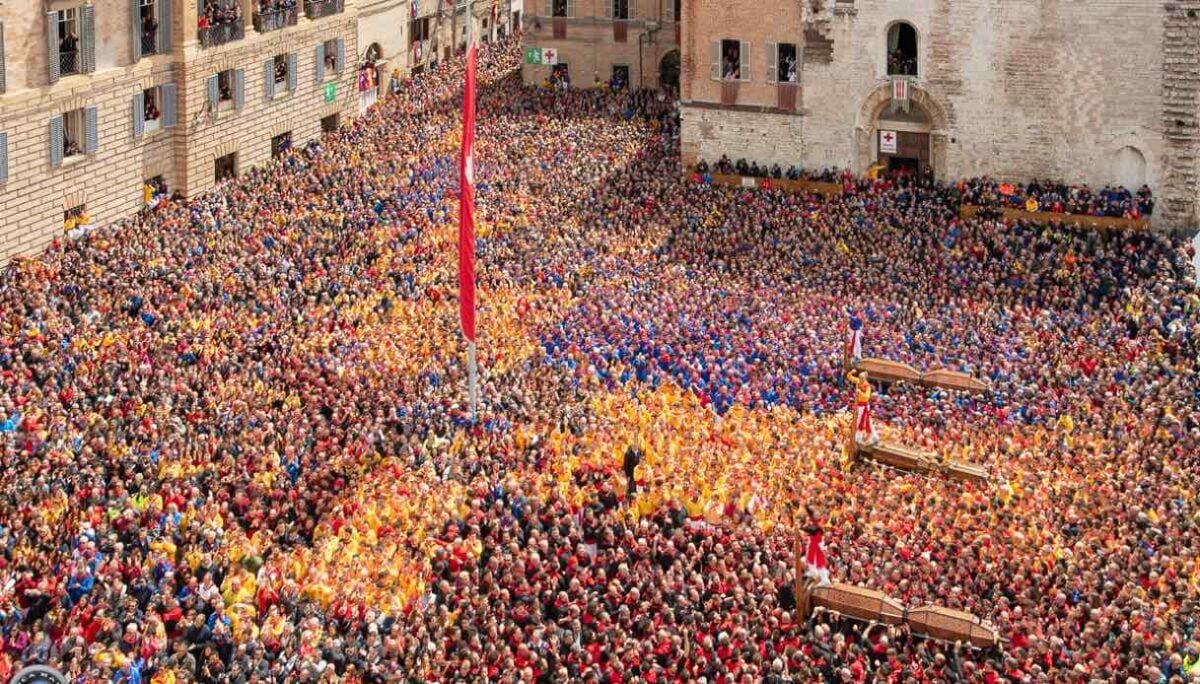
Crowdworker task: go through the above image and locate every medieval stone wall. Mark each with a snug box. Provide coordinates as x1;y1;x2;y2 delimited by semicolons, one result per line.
680;0;1200;230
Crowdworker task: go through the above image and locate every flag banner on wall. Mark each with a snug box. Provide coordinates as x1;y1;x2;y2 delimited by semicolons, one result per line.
523;47;559;65
879;130;898;154
890;77;910;113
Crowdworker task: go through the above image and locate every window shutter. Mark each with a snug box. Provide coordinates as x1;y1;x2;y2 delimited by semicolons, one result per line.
208;74;219;108
47;12;61;85
543;0;551;16
263;58;275;99
567;0;576;18
84;106;99;154
50;115;64;168
629;0;636;20
162;83;177;127
603;0;611;19
130;0;142;61
0;22;7;94
234;68;245;109
287;52;298;91
766;42;777;83
0;132;8;184
710;40;719;80
739;40;750;81
315;44;325;82
132;92;145;138
159;0;172;53
336;38;345;72
81;5;96;73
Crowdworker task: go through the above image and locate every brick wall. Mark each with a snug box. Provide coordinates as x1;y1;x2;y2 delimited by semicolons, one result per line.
0;1;363;262
179;16;360;197
521;0;679;88
681;0;1196;230
681;105;803;169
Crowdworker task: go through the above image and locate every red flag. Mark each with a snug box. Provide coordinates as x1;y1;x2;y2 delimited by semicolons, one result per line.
459;41;477;343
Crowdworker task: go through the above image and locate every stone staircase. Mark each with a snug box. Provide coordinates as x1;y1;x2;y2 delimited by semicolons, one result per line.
1161;1;1200;229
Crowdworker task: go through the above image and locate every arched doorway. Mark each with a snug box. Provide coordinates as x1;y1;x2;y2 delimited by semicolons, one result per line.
875;104;931;177
659;50;680;92
1111;146;1147;189
855;83;949;179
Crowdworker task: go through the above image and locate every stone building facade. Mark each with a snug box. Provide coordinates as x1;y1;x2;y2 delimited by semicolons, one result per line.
520;0;681;91
680;0;1200;231
0;0;369;260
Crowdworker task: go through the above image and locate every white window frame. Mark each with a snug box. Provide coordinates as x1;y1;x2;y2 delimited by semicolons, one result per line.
62;107;86;161
273;53;288;86
57;8;80;76
216;69;235;110
321;39;338;81
143;86;163;134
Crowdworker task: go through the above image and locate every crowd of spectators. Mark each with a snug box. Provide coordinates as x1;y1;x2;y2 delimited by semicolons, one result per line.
0;36;1198;684
695;158;1157;220
958;177;1156;219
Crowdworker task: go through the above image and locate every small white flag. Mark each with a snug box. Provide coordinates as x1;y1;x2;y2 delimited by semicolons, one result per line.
542;48;558;65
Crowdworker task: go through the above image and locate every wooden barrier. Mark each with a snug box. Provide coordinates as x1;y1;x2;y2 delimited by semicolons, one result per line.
707;173;845;197
959;205;1151;231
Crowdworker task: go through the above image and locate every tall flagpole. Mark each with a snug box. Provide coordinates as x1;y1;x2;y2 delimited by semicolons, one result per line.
467;0;477;422
461;0;479;421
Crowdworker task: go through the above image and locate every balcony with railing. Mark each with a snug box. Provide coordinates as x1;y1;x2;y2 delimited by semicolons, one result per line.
198;17;245;47
60;50;80;76
253;6;298;33
141;28;159;55
304;0;343;20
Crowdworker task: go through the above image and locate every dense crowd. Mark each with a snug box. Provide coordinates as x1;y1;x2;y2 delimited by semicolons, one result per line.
958;177;1156;219
695;157;1155;220
1;37;1199;683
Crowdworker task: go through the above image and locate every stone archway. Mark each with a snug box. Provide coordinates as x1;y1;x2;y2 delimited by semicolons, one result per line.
854;83;950;179
659;49;680;92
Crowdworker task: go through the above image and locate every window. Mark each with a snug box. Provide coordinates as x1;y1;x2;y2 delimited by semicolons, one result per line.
50;106;96;167
142;87;162;132
273;53;288;84
410;17;430;46
214;152;237;182
321;113;339;133
772;42;797;83
217;69;234;103
62;108;86;159
271;131;291;159
886;22;917;76
717;39;748;81
140;0;160;55
611;0;629;19
199;0;244;47
253;0;299;33
323;39;337;73
144;175;167;205
63;204;89;232
611;65;629;90
550;63;569;89
58;9;80;76
552;0;568;17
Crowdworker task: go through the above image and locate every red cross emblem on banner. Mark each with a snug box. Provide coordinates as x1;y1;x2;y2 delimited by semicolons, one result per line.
544;49;557;63
882;132;894;144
